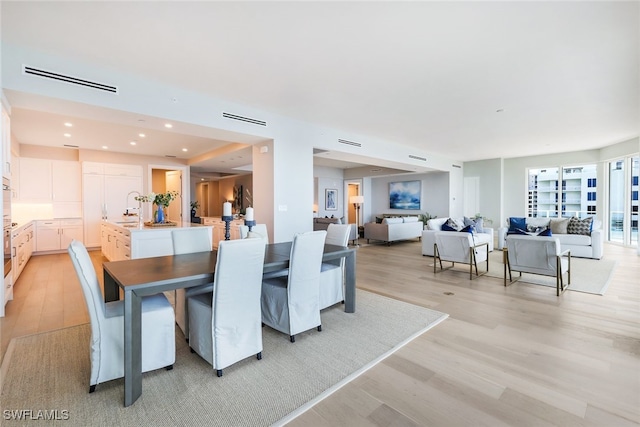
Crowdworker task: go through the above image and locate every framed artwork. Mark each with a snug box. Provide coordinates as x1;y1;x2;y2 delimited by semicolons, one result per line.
389;180;421;209
325;188;338;211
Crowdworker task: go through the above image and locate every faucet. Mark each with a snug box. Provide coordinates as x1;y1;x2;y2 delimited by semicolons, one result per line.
126;191;143;227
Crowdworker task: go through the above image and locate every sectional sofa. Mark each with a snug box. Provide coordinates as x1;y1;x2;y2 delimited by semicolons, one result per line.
422;217;494;256
364;216;423;245
497;216;603;259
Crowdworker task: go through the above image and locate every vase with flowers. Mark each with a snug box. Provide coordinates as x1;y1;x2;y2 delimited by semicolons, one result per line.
135;191;179;224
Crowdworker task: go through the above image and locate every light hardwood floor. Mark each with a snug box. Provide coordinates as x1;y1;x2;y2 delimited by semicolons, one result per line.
1;242;638;426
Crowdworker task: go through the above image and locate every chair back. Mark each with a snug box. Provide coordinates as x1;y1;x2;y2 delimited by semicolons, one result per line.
435;232;481;263
68;240;105;372
325;223;350;267
172;227;212;254
287;230;326;330
506;235;562;273
212;238;266;367
239;224;269;242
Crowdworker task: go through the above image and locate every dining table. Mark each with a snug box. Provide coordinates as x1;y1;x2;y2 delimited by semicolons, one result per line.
102;241;356;407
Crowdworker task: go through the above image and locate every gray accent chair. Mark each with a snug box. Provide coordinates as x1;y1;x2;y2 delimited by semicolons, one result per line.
68;240;175;393
261;230;326;343
187;238;267;377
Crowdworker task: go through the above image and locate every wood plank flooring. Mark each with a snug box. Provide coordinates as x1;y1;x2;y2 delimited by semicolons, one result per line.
1;242;638;426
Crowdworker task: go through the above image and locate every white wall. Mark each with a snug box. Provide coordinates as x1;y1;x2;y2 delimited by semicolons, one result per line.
463;158;503;228
367;172;449;222
314;165;345;219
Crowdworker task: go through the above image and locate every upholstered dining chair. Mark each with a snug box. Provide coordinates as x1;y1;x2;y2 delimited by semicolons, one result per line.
238;224;269;242
505;234;571;296
319;223;351;310
433;231;489;280
261;230;326;343
68;240;175;393
187;238;266;376
171;227;213;339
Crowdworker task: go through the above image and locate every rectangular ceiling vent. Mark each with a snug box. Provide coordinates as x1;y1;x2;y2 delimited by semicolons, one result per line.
63;144;79;148
165;155;177;158
409;154;427;162
338;138;362;148
23;65;118;94
222;112;267;127
452;164;462;169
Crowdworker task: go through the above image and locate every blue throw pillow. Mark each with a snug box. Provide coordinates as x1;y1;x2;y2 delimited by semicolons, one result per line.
460;224;474;234
507;228;529;235
509;217;527;232
537;228;552;237
442;223;457;232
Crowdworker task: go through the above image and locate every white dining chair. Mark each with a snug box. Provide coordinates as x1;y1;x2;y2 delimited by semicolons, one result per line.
238;223;269;242
319;223;351;310
187;238;267;376
261;230;326;342
68;240;175;393
171;227;213;339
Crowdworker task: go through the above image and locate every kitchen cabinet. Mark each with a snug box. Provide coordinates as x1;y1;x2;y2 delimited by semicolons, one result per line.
83;162;142;248
17;158;81;203
12;222;34;283
36;219;83;252
101;222;131;261
2;104;11;179
201;217;243;248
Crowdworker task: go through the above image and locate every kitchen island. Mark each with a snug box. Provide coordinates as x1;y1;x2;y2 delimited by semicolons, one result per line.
101;220;213;261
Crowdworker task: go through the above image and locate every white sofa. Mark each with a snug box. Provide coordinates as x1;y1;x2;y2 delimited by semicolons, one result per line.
422;217;494;256
497;217;603;260
364;216;423;245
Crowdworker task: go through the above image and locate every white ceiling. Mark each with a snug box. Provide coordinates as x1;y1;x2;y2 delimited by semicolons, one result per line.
2;1;638;175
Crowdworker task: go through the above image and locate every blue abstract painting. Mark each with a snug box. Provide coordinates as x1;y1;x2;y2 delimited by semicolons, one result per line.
389;180;421;210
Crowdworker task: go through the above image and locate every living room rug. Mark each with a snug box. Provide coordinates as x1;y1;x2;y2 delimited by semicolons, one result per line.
485;251;617;295
0;290;447;426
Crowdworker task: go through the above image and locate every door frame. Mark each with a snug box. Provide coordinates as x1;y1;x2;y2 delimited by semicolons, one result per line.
147;164;189;223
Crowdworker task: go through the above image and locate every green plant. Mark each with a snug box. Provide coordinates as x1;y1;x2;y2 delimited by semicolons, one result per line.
418;212;437;227
190;200;200;210
135;191;179;207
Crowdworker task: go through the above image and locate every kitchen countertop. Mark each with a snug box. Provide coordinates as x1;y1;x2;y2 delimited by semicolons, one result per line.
105;219;211;232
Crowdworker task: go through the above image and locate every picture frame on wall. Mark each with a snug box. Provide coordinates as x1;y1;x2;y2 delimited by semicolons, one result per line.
325;188;338;211
389;180;421;209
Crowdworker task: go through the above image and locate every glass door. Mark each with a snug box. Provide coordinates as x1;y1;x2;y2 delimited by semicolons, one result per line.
608;156;639;246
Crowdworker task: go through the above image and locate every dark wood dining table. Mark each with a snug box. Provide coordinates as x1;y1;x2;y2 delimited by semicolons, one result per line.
102;242;356;407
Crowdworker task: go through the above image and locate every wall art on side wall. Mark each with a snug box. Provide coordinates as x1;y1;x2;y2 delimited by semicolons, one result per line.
325;188;338;211
389;180;421;209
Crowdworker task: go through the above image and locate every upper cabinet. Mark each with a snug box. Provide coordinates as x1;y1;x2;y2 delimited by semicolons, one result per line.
1;104;11;179
17;158;81;203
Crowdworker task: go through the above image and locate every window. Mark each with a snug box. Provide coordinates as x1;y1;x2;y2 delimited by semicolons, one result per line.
588;178;597;187
588;192;596;201
633;191;639;201
633;176;639;186
587;206;596;213
608;156;639;246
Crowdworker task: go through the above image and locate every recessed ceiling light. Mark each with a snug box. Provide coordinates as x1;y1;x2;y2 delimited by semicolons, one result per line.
164;123;173;129
182;148;188;152
130;141;137;146
102;146;108;150
138;133;146;138
64;122;73;127
63;133;71;137
201;178;205;181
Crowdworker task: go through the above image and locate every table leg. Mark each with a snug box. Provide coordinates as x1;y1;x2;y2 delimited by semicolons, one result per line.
344;251;356;313
103;270;120;302
124;289;143;407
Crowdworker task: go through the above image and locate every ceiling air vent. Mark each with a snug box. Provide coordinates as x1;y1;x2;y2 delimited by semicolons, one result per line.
338;139;362;148
63;144;79;148
409;155;427;162
222;112;267;127
165;155;177;158
23;65;118;94
452;164;462;169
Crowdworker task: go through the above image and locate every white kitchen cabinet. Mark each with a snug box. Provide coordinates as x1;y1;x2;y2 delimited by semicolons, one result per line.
17;158;81;203
83;162;142;248
100;222;131;261
201;217;242;248
36;219;83;252
12;222;35;283
2;104;11;179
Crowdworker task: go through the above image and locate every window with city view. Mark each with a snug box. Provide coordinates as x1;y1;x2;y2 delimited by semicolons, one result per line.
609;156;639;246
527;165;597;218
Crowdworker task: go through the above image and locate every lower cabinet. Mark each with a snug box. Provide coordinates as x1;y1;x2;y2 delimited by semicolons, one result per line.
101;223;131;261
202;217;243;248
11;222;35;287
36;219;83;252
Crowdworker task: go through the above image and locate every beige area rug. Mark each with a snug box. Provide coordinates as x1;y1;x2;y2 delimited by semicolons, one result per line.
0;290;447;426
484;251;617;295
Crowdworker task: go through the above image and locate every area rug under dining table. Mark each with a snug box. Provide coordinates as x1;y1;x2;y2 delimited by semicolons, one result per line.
0;289;447;426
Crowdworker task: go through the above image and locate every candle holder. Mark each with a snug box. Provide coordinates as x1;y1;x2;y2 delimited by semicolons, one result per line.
222;215;233;241
244;219;256;233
